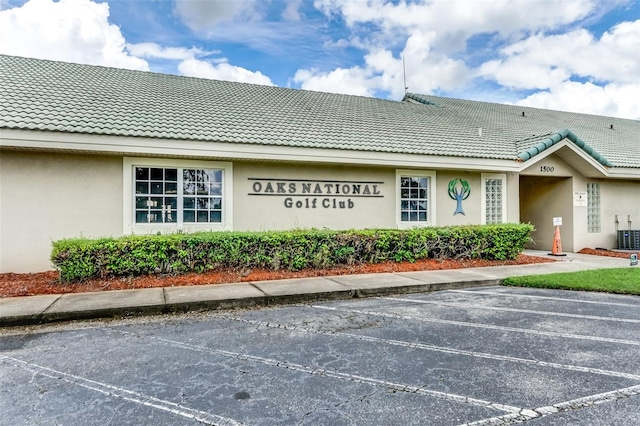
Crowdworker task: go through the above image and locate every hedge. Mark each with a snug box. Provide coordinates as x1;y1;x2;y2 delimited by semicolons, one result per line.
51;224;534;282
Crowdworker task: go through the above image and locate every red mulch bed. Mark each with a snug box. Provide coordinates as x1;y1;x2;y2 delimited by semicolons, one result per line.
577;248;640;259
0;254;556;298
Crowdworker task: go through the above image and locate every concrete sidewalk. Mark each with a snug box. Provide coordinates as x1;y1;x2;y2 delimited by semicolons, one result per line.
0;250;634;327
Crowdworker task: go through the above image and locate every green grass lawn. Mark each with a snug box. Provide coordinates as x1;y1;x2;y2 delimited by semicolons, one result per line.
503;268;640;295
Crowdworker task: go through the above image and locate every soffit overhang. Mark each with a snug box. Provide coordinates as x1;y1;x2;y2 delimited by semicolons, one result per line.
1;129;520;172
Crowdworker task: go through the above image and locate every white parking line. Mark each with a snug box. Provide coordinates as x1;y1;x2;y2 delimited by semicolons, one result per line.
0;354;244;426
311;305;640;346
383;297;640;324
224;317;640;381
450;289;640;308
462;384;640;425
123;331;521;414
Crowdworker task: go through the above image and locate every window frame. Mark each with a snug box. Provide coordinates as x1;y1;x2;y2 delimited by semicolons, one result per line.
395;169;437;228
481;173;507;225
123;158;233;234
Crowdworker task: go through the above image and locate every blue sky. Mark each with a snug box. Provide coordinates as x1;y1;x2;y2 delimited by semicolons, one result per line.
1;0;639;119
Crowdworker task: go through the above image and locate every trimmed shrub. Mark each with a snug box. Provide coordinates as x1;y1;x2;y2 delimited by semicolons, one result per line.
51;224;534;282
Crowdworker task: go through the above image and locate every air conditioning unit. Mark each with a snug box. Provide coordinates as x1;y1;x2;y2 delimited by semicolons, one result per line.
617;230;640;250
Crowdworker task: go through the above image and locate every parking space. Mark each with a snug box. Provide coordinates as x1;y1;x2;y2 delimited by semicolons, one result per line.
2;286;640;425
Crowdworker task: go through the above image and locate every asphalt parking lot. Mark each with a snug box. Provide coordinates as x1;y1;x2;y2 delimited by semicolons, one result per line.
2;285;640;425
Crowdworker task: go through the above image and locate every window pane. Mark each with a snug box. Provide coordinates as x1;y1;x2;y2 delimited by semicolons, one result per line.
148;210;162;223
166;197;177;210
418;212;427;221
418;178;427;188
197;198;209;209
183;169;195;183
135;197;148;209
165;182;177;194
212;198;222;210
401;200;409;209
204;170;217;183
184;210;195;222
210;211;222;222
197;183;207;195
135;211;147;223
197;211;208;222
150;182;164;194
136;182;148;194
184;197;195;209
183;180;195;195
165;168;177;182
401;212;408;221
135;167;148;180
150;197;163;208
150;168;163;181
209;182;222;195
165;212;176;223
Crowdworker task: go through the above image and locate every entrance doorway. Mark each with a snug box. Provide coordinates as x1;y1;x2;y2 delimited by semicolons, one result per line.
519;176;574;252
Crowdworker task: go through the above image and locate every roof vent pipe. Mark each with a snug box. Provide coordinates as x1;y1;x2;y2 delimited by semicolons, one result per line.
478;127;483;137
522;111;525;116
610;124;614;129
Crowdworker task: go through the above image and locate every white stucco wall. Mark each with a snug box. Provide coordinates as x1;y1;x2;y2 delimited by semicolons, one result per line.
0;151;547;273
0;151;123;273
574;179;640;251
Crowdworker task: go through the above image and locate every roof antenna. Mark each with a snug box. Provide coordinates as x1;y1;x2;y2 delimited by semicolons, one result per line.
402;56;408;95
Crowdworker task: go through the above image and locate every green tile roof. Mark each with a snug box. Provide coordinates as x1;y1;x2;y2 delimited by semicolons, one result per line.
1;55;639;168
405;94;640;168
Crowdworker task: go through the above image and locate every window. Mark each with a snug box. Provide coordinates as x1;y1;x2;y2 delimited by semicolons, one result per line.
481;174;507;224
124;158;232;233
135;167;179;224
400;176;428;222
396;170;436;227
587;182;601;233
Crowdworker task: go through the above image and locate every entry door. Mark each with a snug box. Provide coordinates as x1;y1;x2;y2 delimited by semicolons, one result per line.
519;176;574;252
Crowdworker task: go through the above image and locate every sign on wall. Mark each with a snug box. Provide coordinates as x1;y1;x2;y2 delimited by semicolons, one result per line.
448;179;470;215
248;178;384;210
573;191;588;207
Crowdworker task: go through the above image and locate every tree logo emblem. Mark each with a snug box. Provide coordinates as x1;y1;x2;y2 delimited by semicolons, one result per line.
448;179;470;215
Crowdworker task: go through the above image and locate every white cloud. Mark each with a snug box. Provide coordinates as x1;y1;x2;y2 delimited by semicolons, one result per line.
479;20;640;90
0;0;148;70
174;0;261;32
294;66;378;97
282;0;303;21
305;0;639;120
518;81;640;120
313;0;596;52
475;18;640;119
294;29;470;99
298;0;597;100
178;58;274;86
127;42;216;60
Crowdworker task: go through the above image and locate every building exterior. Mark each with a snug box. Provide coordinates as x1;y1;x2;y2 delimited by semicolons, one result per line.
1;54;639;273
